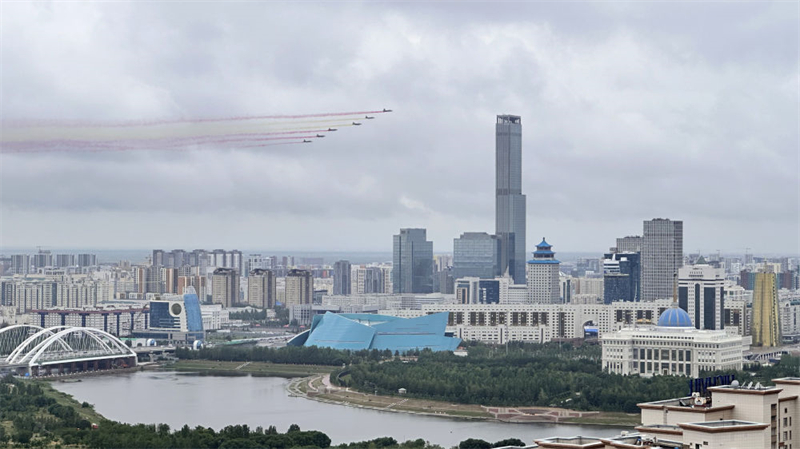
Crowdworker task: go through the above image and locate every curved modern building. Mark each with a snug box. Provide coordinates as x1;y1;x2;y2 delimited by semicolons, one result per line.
288;312;461;352
133;287;204;342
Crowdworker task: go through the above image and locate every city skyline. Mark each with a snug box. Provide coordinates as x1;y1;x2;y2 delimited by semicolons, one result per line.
1;3;797;255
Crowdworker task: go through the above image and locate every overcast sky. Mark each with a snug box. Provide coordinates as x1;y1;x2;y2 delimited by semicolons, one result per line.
1;2;798;255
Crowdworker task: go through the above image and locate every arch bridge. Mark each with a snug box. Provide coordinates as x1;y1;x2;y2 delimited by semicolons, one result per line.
0;325;137;377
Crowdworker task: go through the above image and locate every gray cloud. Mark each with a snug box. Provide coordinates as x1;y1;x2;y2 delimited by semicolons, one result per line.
1;2;797;254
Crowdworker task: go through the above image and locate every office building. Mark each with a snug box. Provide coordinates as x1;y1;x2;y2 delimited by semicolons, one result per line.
602;305;744;378
603;252;641;303
527;238;561;304
333;260;351;296
752;270;780;347
452;232;500;280
248;268;276;309
134;288;204;342
642;218;683;301
152;249;165;267
678;263;725;330
285;269;313;306
211;268;239;308
495;115;526;284
615;235;642;253
392;228;433;294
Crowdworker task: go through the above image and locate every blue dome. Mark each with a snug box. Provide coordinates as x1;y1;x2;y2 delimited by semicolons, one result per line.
657;307;693;327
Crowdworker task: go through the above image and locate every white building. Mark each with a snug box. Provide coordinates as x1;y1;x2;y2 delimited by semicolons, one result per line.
526;238;560;304
679;263;725;330
601;305;746;378
200;304;223;330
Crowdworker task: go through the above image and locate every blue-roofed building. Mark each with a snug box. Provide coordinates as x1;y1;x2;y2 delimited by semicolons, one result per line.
526;238;561;304
133;287;204;343
287;312;461;353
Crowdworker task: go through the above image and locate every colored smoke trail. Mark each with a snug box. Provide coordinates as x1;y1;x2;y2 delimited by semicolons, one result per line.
1;109;389;154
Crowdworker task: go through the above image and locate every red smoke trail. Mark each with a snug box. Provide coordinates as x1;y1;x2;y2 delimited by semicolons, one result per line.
5;110;387;128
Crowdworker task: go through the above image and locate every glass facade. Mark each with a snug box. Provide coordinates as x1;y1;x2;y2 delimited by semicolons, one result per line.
392;228;433;293
603;252;641;303
496;115;526;284
453;232;500;280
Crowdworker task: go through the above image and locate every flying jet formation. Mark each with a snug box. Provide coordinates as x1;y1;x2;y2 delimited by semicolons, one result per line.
1;108;393;154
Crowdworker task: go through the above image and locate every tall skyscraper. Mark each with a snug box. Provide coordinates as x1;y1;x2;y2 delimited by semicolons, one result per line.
55;254;75;268
248;268;276;309
392;228;433;293
76;254;96;268
333;260;352;295
526;238;560;304
641;218;683;301
212;268;240;308
152;250;165;267
32;250;53;269
752;269;780;347
285;269;313;306
678;263;724;330
452;232;500;280
495;115;526;284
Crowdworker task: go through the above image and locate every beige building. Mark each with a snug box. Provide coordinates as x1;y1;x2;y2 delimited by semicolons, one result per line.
248;269;276;309
284;269;312;306
211;268;239;308
535;377;800;449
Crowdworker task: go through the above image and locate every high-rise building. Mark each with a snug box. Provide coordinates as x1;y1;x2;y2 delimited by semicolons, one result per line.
152;250;165;267
392;228;433;293
32;250;53;269
678;264;725;330
212;268;240;308
177;275;208;301
285;269;313;306
452;232;500;280
752;270;780;347
76;254;97;267
526;238;560;304
55;254;75;268
495;115;526;284
615;236;642;253
603;252;641;303
333;260;352;296
162;268;179;294
641;218;683;301
248;269;276;309
10;254;30;275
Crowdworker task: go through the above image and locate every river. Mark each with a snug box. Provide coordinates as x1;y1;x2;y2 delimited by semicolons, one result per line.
52;371;630;447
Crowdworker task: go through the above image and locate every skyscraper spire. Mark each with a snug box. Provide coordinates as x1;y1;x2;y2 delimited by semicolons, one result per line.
495;115;526;284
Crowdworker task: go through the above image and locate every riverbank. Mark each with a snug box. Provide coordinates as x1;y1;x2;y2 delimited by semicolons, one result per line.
289;374;641;427
167;359;336;377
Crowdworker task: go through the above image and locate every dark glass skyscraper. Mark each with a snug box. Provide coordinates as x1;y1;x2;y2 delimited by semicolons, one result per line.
333;260;351;295
392;228;433;293
495;115;526;284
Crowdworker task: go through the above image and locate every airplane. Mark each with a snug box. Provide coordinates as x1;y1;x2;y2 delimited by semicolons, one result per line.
365;115;375;119
316;134;325;138
382;108;392;112
352;122;362;126
327;128;338;131
303;139;312;143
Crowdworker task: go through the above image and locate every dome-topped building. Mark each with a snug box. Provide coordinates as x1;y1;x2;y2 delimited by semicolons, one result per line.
657;305;693;328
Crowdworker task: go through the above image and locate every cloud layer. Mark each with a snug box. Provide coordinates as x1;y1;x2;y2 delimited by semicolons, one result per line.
1;2;798;254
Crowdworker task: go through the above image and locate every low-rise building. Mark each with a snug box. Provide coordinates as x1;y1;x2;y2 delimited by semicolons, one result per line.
601;305;746;378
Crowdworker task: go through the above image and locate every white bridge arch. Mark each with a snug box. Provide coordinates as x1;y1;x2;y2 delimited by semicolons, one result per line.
0;325;136;374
